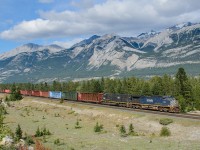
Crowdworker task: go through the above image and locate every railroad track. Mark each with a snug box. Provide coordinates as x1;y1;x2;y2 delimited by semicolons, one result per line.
33;96;200;120
29;96;200;120
74;101;200;120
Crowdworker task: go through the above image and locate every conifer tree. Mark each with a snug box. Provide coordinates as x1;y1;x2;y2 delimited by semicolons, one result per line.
15;124;23;140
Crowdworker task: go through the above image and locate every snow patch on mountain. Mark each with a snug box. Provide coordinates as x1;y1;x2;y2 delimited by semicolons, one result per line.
168;22;193;30
24;68;31;73
137;30;159;39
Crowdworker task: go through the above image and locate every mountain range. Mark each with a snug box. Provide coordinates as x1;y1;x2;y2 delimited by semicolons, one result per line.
0;22;200;83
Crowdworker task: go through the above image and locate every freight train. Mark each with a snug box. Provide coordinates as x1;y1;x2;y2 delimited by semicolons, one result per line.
0;89;180;113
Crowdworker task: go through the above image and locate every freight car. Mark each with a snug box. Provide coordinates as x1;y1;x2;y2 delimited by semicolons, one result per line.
39;91;49;98
2;89;179;113
77;93;103;103
102;93;132;107
62;91;77;101
49;91;62;99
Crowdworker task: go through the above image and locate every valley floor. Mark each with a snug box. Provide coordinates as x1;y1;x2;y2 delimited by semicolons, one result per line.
1;94;200;150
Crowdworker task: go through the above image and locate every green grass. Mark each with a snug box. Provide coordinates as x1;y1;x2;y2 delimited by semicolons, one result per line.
2;94;200;150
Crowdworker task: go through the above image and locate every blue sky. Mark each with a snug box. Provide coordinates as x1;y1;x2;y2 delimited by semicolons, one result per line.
0;0;200;54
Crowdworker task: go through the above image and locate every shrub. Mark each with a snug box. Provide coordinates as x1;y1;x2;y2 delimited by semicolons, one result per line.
5;96;9;102
159;118;173;126
128;123;138;136
119;125;127;137
160;127;171;137
75;119;81;129
35;127;41;137
94;122;103;132
35;126;51;137
15;124;23;141
25;135;35;145
54;138;60;145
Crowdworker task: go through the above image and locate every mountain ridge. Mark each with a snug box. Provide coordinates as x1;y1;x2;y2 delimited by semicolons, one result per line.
0;22;200;83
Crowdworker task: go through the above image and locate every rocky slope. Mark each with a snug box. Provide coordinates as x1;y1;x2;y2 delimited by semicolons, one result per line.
0;22;200;83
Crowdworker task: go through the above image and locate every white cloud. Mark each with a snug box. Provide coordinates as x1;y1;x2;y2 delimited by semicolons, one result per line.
38;0;54;3
53;38;84;48
70;0;94;9
1;0;200;40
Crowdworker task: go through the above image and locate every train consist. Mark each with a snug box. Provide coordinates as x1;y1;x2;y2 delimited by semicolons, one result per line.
1;89;180;113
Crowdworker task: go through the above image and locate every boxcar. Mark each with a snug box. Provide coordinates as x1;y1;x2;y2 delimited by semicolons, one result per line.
40;91;49;98
49;91;62;99
31;90;40;97
77;93;103;103
62;91;77;101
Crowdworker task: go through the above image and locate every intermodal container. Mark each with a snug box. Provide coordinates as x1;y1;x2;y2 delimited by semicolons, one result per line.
31;90;40;97
77;93;103;103
62;91;77;101
103;93;131;102
39;91;49;98
130;96;141;103
139;96;171;106
49;91;62;99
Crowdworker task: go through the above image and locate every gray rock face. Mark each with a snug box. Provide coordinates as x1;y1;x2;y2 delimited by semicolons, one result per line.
0;23;200;83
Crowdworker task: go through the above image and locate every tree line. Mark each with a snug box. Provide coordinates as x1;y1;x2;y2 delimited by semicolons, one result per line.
0;68;200;111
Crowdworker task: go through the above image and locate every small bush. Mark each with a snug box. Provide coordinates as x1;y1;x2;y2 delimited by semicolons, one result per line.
35;127;51;137
160;127;171;136
119;125;127;137
5;96;9;102
94;122;103;133
75;119;81;129
159;118;173;125
54;138;60;145
25;135;35;145
15;124;23;141
128;123;138;136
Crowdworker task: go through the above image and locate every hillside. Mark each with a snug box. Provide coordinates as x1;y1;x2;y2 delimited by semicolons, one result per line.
0;22;200;83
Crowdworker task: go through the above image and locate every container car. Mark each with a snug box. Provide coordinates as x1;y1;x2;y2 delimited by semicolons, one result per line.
49;91;62;99
31;90;40;97
39;91;49;98
4;89;11;93
62;91;77;101
102;93;132;106
77;93;103;103
20;90;28;95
